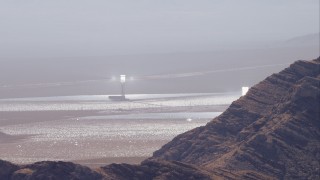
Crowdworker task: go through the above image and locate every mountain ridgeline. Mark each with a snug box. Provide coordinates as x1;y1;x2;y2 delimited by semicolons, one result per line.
151;58;320;179
1;57;319;179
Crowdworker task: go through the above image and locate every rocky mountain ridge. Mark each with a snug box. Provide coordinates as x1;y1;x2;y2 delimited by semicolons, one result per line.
152;57;320;179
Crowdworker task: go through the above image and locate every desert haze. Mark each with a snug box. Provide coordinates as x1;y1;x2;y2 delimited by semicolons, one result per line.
0;0;319;180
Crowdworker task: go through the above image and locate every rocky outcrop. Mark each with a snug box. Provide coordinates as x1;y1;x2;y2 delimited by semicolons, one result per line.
0;160;19;180
0;160;103;180
1;58;319;180
152;57;320;179
100;160;213;180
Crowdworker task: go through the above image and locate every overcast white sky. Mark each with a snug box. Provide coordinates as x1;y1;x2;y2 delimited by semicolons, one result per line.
0;0;319;58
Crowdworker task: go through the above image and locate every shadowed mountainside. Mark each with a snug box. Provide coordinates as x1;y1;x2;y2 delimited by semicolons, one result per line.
0;57;319;179
152;57;320;179
0;160;103;180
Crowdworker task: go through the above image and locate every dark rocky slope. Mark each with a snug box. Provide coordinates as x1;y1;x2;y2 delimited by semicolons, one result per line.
0;160;103;180
0;58;319;180
0;161;102;180
152;57;320;179
100;160;213;180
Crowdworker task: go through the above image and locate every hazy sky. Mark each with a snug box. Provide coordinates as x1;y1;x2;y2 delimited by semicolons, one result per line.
0;0;319;58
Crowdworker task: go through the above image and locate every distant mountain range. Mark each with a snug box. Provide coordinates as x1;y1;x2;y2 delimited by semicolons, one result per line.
0;33;319;98
283;33;319;47
1;57;319;179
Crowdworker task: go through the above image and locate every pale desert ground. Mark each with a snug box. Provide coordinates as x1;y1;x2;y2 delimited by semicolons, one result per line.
0;93;236;167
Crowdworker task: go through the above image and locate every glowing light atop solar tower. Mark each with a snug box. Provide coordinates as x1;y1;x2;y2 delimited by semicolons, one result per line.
242;86;249;96
120;75;126;83
120;75;126;97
